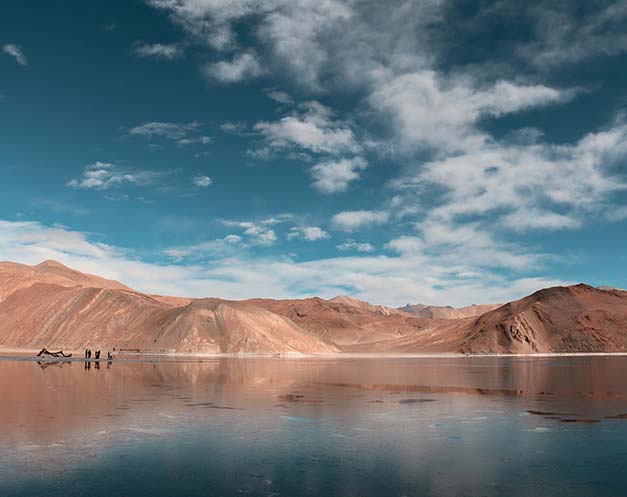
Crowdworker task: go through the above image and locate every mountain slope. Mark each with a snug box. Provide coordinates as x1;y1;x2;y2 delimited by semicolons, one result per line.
459;284;627;353
0;259;131;302
0;263;337;354
244;297;429;346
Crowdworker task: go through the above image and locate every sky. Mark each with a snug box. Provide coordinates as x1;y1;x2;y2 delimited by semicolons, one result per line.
1;0;627;307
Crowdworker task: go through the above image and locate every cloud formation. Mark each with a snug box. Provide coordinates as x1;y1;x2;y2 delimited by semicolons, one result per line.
192;175;212;188
203;51;264;83
331;210;389;232
288;226;330;241
337;239;374;253
254;101;360;156
133;42;184;59
2;44;27;66
128;121;211;147
310;157;367;194
67;162;169;190
370;72;566;153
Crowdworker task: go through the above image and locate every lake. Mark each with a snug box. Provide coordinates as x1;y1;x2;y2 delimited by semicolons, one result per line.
1;355;627;496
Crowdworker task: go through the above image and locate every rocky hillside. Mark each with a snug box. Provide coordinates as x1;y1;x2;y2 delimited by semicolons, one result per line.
459;284;627;354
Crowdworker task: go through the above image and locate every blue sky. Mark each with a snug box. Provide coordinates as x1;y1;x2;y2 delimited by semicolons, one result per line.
1;0;627;306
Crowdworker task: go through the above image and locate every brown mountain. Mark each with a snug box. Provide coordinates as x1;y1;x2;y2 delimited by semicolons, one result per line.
1;260;626;355
329;295;404;316
0;261;336;354
0;260;130;301
458;284;627;354
398;302;501;319
358;284;627;354
243;297;427;346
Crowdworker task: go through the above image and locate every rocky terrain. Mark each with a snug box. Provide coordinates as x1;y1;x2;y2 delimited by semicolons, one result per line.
458;284;627;354
0;260;626;355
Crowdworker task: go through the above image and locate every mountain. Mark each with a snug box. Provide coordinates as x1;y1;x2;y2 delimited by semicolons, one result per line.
0;261;336;354
366;284;627;354
398;302;501;319
1;260;627;355
459;284;627;354
243;297;427;346
329;295;403;316
0;260;130;301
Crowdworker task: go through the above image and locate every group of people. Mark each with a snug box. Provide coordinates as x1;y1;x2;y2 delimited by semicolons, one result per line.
84;349;113;361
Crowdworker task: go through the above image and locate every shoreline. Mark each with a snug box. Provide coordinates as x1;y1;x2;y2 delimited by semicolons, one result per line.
3;346;627;362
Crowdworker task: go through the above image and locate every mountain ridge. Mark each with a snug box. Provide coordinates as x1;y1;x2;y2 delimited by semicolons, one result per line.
0;260;626;355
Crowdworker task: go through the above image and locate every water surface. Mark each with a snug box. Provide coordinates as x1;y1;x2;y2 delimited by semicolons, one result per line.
2;356;627;496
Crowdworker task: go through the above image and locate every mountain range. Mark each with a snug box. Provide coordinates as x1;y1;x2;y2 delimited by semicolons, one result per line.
1;260;626;355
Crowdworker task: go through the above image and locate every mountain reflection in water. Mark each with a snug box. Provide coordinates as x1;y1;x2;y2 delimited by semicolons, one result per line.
2;356;627;497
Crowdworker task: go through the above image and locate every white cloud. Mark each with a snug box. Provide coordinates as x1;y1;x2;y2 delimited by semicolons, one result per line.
220;121;247;134
607;206;627;222
67;162;169;190
266;89;293;105
164;234;242;261
203;51;264;83
127;121;211;148
146;0;355;88
501;208;581;231
336;239;374;253
310;157;367;193
192;175;212;187
177;136;212;146
288;226;330;241
520;2;627;67
254;101;360;156
370;71;566;153
3;44;27;66
0;218;570;307
224;234;243;244
259;214;293;226
128;121;203;142
394;122;627;233
221;219;278;246
255;0;354;90
385;236;423;256
145;0;269;51
133;42;184;59
331;210;389;232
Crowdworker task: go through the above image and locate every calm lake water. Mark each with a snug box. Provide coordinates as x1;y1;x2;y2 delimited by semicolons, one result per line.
2;355;627;497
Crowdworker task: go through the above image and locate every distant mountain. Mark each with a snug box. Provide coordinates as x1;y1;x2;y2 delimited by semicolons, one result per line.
1;260;626;355
244;297;426;346
329;295;409;316
398;302;501;319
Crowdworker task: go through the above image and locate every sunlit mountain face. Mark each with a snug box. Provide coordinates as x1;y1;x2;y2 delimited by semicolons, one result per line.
1;1;627;307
